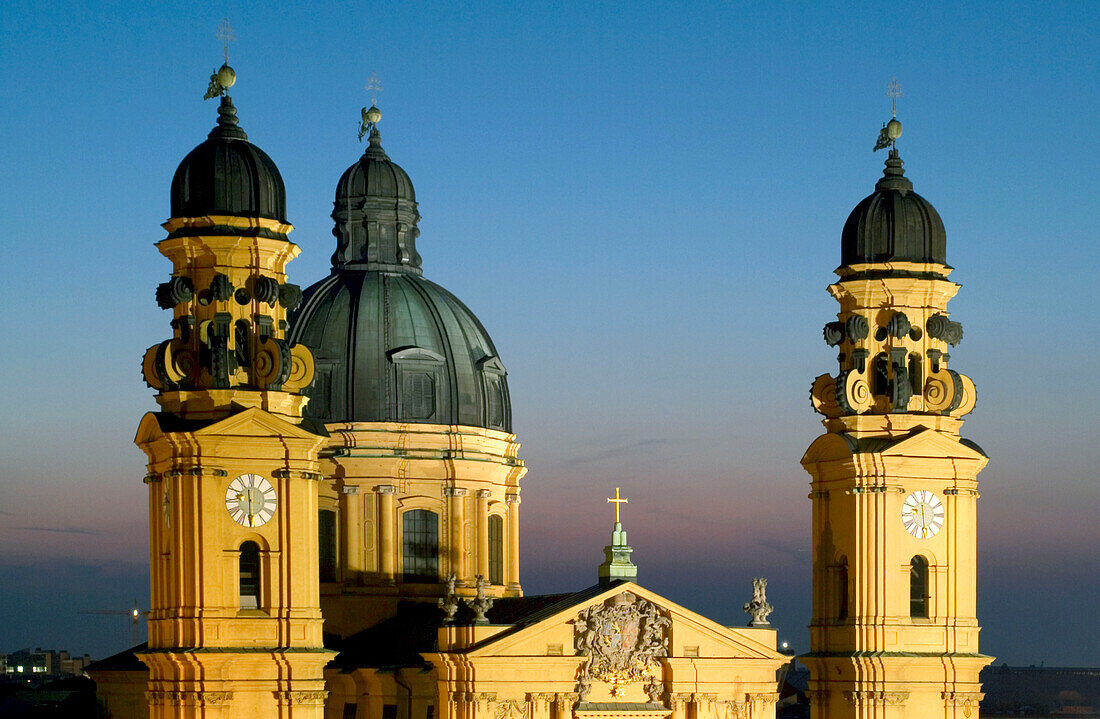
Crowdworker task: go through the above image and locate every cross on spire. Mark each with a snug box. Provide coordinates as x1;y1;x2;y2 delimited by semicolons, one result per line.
216;18;235;65
366;73;383;106
887;77;902;118
607;487;628;524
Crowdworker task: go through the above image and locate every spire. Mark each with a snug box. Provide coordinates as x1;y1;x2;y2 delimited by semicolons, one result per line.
201;18;245;142
358;73;384;143
875;150;912;192
209;95;247;141
598;488;637;586
873;78;904;152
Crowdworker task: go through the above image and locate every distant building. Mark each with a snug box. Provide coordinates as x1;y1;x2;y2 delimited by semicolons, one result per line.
3;648;91;679
980;665;1100;718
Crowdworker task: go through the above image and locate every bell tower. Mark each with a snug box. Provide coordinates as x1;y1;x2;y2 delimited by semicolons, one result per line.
135;62;332;718
801;105;992;719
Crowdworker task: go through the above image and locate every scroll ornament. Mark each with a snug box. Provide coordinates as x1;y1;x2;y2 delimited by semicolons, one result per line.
926;314;963;346
923;364;976;416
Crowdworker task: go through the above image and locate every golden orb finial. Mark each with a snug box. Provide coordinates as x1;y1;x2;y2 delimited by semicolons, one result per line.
217;64;236;90
886;117;902;140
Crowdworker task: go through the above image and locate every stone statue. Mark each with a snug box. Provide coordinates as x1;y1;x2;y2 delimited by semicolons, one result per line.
438;573;460;623
743;577;774;627
465;575;494;624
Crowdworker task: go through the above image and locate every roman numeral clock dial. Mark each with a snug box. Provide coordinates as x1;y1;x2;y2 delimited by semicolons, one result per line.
225;474;277;527
901;490;944;539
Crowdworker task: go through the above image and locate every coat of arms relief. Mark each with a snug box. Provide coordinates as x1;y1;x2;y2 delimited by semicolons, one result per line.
574;592;672;702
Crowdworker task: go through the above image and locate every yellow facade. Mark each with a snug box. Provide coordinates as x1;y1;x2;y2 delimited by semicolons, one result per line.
316;421;526;637
324;583;786;719
802;262;992;719
129;209;334;718
90;82;997;719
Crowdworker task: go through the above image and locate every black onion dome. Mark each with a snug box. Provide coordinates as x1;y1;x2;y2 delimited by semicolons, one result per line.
330;126;422;272
289;271;511;432
170;96;287;223
841;151;947;269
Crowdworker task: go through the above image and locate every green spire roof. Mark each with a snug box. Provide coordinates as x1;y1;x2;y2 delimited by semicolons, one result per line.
598;489;637;585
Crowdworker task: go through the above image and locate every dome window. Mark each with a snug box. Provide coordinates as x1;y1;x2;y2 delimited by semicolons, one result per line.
390;347;445;422
402;372;435;420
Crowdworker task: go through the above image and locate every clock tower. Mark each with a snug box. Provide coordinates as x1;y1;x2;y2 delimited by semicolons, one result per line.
135;66;333;718
801;113;992;718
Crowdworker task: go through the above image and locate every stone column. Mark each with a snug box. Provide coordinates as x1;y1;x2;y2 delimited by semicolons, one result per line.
376;485;396;584
476;490;491;581
668;693;691;719
505;493;521;591
445;487;469;585
341;485;362;581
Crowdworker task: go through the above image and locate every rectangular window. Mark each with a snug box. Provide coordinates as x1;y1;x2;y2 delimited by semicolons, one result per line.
319;509;337;582
239;541;260;609
402;510;439;583
488;514;504;585
910;556;929;618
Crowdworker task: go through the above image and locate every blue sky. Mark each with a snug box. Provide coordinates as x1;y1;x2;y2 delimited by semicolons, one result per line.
0;0;1097;665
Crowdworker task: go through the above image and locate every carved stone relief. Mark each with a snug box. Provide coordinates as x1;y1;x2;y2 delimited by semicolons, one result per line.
573;591;671;700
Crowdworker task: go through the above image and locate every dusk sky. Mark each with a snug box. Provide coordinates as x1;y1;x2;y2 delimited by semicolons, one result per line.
1;0;1097;666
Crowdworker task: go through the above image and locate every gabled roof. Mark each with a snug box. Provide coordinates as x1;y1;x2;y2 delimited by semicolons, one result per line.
84;643;147;673
332;581;785;671
329;590;589;670
457;582;784;661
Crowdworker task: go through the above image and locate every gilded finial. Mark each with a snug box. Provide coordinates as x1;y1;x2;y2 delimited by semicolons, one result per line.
203;19;237;100
874;78;904;152
358;73;383;141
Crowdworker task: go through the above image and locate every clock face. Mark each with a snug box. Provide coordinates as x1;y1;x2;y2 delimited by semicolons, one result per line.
225;474;276;527
902;490;944;539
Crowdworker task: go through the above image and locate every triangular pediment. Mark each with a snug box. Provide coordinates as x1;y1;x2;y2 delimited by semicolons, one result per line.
134;411;168;446
878;427;986;460
460;582;784;662
802;427;986;464
192;406;321;440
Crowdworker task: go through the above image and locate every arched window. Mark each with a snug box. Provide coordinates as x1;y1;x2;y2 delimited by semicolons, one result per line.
488;515;504;585
239;541;260;609
910;556;929;618
402;510;439;583
319;509;337;582
837;556;849;620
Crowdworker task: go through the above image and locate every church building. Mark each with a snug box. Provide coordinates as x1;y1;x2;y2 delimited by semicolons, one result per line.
87;63;989;719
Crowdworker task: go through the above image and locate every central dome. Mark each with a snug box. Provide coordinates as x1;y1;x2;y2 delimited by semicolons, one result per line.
289;119;511;431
